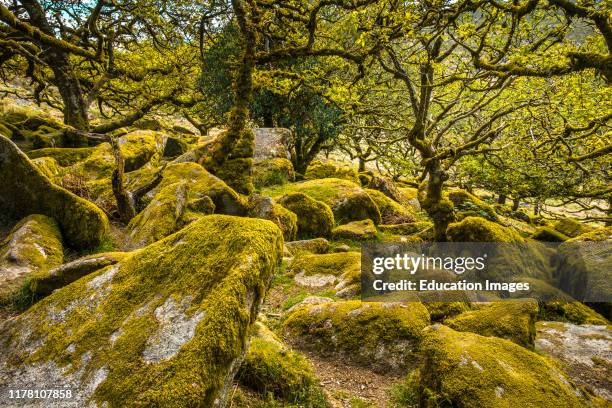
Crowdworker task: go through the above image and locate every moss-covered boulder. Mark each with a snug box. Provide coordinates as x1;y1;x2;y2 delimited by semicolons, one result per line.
266;178;382;225
27;147;95;166
125;182;190;249
444;301;539;349
531;226;570;242
162;136;189;158
305;160;359;183
287;252;361;292
0;214;63;303
31;157;62;180
557;227;611;319
0;135;109;249
447;217;556;284
284;300;430;373
447;216;524;243
0;101;62;133
253;158;295;188
237;322;326;405
553;217;594;238
448;189;499;222
0;215;283;407
149;162;248;216
285;238;330;255
27;252;127;299
365;188;415;224
331;219;377;241
67;130;165;180
367;175;402;202
277;192;334;239
505;277;609;325
247;195;297;242
410;325;596;407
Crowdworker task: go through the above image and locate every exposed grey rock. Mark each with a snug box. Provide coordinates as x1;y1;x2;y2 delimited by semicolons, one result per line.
536;321;612;401
253;128;291;162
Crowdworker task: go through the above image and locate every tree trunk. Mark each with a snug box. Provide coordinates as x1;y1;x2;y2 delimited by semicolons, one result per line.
53;60;89;131
110;137;135;223
607;196;612;226
512;197;520;211
497;194;507;205
422;160;454;241
358;157;366;172
201;0;256;194
533;199;541;215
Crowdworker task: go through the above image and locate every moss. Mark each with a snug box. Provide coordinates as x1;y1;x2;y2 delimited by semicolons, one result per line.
155;162;248;216
288;251;361;281
365;189;415;224
0;102;62;131
163;136;189;158
31;157;62;180
285;238;330;256
305;160;359;183
447;216;524;243
358;172;372;186
566;226;611;243
557;228;611;319
411;325;599;407
26;252;127;300
30;128;65;149
68;130;164;180
27;147;96;166
0;214;64;305
447;189;499;222
0;135;109;250
253;158;295;188
531;226;570;242
425;302;471;322
505;277;609;325
0;121;14;139
187;196;215;214
0;215;284;407
284;300;430;372
248;195;297;242
277;192;334;239
553;217;593;238
444;300;538;349
263;178;380;227
331;219;377;241
541;301;609;325
125;182;189;249
237;323;327;406
378;221;432;236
